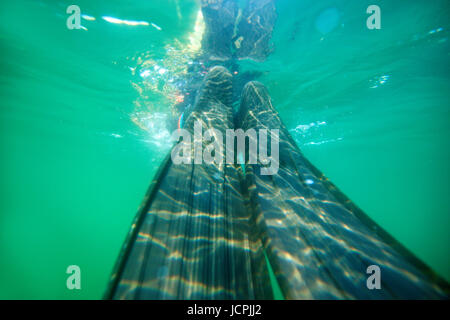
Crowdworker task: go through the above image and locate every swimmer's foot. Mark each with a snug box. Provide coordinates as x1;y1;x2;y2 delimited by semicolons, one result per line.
196;66;233;111
238;80;279;130
181;66;234;136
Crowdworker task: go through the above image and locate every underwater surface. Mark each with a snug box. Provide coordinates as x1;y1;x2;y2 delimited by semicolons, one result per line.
0;0;448;299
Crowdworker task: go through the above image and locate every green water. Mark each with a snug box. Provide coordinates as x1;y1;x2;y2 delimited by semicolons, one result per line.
0;0;448;299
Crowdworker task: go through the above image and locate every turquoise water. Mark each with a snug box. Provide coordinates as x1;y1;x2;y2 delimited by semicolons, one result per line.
0;0;448;299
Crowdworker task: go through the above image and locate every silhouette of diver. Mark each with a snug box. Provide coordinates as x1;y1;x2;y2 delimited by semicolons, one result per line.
105;1;449;299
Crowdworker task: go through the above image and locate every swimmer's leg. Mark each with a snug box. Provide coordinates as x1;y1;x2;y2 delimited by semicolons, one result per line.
105;68;273;299
237;81;449;299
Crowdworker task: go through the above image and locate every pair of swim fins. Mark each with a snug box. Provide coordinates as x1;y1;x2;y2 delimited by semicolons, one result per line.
105;66;449;299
